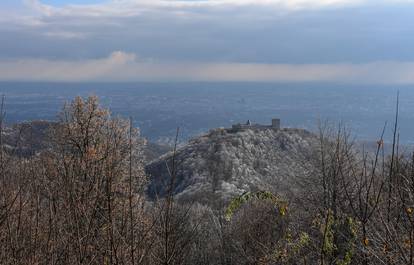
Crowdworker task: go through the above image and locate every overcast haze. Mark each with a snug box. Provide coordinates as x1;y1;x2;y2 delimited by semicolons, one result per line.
1;0;414;82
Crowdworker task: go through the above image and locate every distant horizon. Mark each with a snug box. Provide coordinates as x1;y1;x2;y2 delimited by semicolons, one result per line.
0;80;413;87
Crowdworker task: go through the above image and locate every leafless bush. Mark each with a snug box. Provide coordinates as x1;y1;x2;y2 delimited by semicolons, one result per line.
0;96;151;265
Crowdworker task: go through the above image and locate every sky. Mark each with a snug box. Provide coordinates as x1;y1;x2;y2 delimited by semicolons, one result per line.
1;0;414;82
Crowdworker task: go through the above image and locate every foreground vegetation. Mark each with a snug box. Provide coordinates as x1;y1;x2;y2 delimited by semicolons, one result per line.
0;96;413;265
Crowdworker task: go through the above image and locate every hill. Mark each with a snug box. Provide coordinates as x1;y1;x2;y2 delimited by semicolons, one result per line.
1;120;171;159
146;127;319;207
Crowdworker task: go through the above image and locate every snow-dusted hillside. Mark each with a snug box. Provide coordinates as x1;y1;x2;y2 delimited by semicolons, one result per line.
146;128;319;207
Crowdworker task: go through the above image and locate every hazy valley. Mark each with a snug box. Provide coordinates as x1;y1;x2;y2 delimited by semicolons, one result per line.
1;82;412;144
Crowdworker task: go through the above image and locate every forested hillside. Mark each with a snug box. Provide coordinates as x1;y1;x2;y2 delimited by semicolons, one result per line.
1;96;413;265
147;127;318;207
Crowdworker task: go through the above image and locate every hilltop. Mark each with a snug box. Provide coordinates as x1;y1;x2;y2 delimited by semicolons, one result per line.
146;127;319;207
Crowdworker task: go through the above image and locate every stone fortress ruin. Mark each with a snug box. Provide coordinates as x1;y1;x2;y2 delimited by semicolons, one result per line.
229;118;281;132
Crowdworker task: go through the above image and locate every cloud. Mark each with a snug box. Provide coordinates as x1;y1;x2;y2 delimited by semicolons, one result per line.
24;0;55;16
24;0;414;17
43;30;87;39
22;0;386;18
0;51;136;81
1;51;414;84
1;0;414;66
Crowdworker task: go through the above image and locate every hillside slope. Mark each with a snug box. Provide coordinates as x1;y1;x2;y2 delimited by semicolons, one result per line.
146;128;319;207
1;120;171;159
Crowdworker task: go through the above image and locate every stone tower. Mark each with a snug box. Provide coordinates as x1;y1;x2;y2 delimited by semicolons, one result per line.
272;118;280;129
